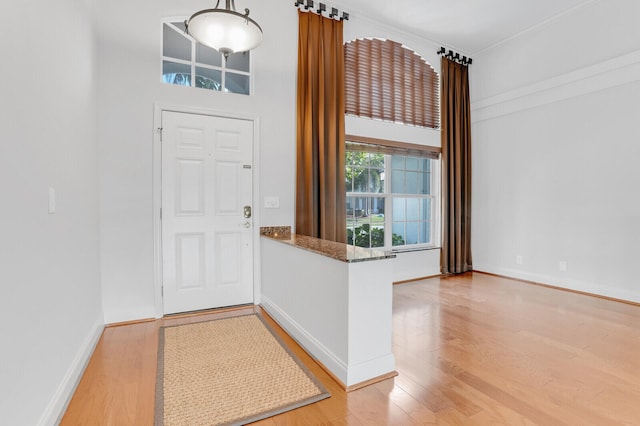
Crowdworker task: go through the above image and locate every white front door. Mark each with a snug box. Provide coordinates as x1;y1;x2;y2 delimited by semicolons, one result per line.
161;111;254;314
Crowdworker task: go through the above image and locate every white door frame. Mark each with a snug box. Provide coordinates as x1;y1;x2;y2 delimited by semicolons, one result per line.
152;103;261;318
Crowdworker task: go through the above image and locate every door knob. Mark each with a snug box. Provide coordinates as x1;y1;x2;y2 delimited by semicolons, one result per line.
241;221;251;228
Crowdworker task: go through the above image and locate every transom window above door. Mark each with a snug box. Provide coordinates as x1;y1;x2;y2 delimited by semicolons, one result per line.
162;21;252;95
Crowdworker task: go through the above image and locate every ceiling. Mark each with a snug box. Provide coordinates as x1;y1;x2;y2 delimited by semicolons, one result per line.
334;0;593;55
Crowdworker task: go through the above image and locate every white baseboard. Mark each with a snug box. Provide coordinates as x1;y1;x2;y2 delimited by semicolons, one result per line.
260;296;348;386
347;354;396;386
38;317;104;426
103;306;157;325
474;264;640;304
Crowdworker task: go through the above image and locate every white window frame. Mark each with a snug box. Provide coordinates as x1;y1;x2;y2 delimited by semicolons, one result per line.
346;148;440;251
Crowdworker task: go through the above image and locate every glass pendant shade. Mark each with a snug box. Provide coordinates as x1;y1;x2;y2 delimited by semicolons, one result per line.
186;0;263;59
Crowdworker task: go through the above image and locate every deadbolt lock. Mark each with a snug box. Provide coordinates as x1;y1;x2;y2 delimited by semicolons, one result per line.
244;205;252;218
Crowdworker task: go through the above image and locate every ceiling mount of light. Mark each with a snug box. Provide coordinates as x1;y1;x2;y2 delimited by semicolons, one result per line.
185;0;263;60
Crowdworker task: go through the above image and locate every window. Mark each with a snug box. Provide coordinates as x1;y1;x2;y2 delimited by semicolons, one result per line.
344;39;441;251
162;21;251;95
346;139;439;250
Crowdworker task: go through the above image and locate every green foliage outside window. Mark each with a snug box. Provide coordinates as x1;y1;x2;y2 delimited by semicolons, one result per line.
347;224;405;248
346;152;384;193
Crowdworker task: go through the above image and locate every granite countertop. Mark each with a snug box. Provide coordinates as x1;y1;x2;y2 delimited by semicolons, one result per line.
260;226;395;263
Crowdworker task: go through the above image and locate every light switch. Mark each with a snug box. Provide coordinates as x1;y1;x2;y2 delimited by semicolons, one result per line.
264;196;280;209
48;187;56;214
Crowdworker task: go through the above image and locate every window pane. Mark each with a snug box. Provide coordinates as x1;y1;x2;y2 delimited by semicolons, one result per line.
391;170;404;193
196;43;221;67
370;153;384;168
406;222;419;244
172;21;187;32
421;172;431;195
420;221;430;244
370;225;384;247
163;24;191;61
163;61;191;86
371;197;385;216
345;152;354;165
346;197;385;248
421;198;432;221
225;72;250;95
350;197;367;219
391;155;405;169
346;197;355;214
351;167;366;192
346;197;356;244
392;223;405;246
226;51;250;72
195;67;222;91
406;157;419;171
370;197;385;248
346;166;354;192
407;198;419;221
422;158;431;172
346;197;358;213
393;197;405;221
368;168;383;193
406;172;419;194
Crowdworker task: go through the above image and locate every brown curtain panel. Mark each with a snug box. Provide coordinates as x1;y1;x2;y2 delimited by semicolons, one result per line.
295;11;346;243
441;58;472;274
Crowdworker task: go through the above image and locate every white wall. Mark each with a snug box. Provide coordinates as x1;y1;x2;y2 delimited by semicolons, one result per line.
0;0;103;424
471;0;640;302
95;0;445;323
393;249;441;282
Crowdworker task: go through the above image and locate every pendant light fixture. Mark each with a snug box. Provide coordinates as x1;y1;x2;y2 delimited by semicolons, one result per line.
185;0;263;60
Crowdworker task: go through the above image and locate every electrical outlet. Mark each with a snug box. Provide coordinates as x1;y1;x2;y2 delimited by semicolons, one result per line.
559;261;568;272
516;255;523;265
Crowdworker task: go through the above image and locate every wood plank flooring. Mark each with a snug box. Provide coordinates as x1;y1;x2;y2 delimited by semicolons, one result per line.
61;272;640;425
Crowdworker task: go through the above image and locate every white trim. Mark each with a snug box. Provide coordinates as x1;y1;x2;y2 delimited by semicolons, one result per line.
38;318;104;426
474;263;640;304
347;354;396;386
251;117;262;304
152;103;261;318
471;49;640;123
153;105;163;319
103;307;157;326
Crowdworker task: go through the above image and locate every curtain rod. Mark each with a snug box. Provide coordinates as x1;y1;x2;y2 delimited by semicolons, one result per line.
437;47;472;66
294;0;349;21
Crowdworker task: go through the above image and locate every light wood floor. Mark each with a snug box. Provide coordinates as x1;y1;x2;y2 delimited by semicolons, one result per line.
62;272;640;425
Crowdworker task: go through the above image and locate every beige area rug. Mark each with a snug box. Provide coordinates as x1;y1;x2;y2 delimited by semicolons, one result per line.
155;314;330;425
